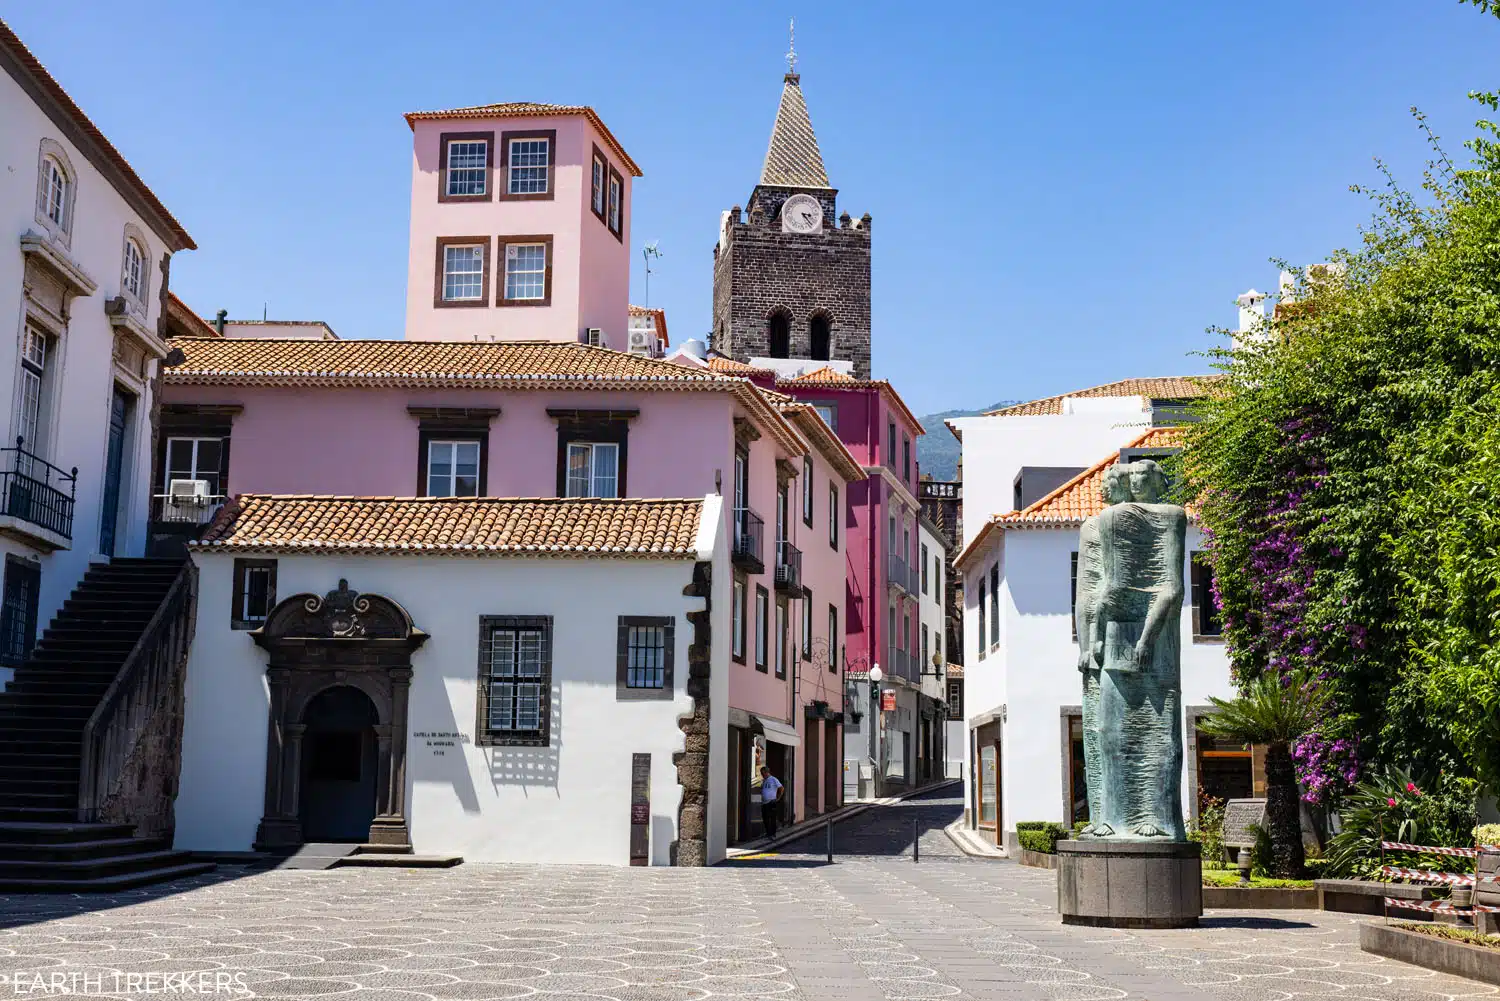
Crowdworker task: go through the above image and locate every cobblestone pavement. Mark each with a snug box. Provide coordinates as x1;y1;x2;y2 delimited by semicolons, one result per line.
0;786;1491;1000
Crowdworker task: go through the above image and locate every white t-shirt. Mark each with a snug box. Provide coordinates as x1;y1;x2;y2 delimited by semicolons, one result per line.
761;775;783;803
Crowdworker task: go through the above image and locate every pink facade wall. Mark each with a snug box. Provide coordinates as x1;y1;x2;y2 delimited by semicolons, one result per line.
404;115;632;345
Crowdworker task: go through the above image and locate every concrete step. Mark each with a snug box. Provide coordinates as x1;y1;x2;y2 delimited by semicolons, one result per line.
0;822;135;843
0;860;216;893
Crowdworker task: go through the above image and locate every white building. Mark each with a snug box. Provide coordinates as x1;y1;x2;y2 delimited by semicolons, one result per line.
916;514;948;782
175;494;731;866
954;424;1243;855
0;19;195;681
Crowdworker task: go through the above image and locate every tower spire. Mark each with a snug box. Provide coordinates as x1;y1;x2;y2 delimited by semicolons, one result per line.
759;27;830;189
786;18;796;76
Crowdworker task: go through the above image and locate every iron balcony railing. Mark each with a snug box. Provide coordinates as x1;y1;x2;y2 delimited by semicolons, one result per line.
150;493;227;525
732;508;764;572
886;554;918;595
774;539;802;595
1;439;76;541
887;647;916;683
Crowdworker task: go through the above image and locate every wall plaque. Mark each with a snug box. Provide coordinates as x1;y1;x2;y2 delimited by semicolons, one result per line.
1223;797;1267;849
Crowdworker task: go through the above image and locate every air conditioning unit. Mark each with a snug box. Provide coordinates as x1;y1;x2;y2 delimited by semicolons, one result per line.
627;329;653;357
585;328;604;348
164;478;212;523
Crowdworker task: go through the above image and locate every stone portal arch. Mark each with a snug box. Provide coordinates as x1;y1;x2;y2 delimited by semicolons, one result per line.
250;579;427;851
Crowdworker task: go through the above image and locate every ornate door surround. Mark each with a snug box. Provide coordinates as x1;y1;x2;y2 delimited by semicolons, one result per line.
251;579;427;851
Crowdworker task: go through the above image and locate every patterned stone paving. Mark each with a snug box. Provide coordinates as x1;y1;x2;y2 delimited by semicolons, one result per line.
0;787;1491;1000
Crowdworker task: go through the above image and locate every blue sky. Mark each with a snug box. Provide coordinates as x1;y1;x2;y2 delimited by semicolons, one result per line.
12;2;1499;415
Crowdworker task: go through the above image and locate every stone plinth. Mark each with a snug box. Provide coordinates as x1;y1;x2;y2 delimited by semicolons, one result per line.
1056;839;1202;928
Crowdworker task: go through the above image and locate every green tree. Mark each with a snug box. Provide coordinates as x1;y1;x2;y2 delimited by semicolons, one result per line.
1199;670;1328;877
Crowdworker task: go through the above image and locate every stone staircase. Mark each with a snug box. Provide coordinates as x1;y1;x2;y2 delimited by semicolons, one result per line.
0;558;214;891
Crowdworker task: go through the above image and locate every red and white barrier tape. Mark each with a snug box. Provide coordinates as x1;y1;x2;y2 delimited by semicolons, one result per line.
1381;842;1482;858
1384;896;1500;914
1382;866;1475;886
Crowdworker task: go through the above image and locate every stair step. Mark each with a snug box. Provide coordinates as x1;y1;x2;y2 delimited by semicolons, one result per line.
0;822;135;843
0;807;77;823
0;848;193;878
0;860;216;893
0;837;167;862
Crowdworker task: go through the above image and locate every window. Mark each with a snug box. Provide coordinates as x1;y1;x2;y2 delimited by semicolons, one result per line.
500;130;555;199
989;563;1000;647
922;624;929;674
946;679;964;720
977;577;987;660
0;557;39;668
164;436;224;496
477;616;552;746
504;242;547;300
40;155;68;230
903;437;911;483
618;616;674;699
439;132;492;200
810;313;831;361
767;311;790;358
829;483;839;548
732;575;747;663
775;600;787;679
828;603;838;674
755;586;769;672
446;138;488;196
590;146;608;221
231;558;276;630
813;404;836;430
565;442;619;498
802;587;813;658
607;167;624;237
887;422;896;466
921;543;930;594
122;237;144;301
1192;552;1223;638
802;457;814;526
17;327;51;456
436;239;488;305
426;440;481;497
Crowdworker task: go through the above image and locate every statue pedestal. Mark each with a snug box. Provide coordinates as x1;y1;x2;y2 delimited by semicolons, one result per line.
1056;839;1202;928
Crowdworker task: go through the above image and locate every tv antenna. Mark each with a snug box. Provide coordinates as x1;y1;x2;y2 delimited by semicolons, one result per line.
642;242;663;308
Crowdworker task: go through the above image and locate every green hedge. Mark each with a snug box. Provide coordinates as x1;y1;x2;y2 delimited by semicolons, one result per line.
1015;821;1068;854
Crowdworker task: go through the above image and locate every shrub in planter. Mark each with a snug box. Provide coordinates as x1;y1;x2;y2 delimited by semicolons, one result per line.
1016;821;1067;854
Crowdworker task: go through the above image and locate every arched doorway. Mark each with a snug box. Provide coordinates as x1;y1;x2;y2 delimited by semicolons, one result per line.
810;313;832;361
767;310;791;358
300;686;379;842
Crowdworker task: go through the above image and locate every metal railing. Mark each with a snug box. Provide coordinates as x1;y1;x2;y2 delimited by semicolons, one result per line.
888;646;915;682
732;508;764;570
78;562;197;825
150;492;226;525
0;440;76;541
775;540;802;594
887;554;918;595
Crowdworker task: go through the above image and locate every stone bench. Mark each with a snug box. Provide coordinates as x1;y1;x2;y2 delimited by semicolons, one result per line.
1316;878;1437;917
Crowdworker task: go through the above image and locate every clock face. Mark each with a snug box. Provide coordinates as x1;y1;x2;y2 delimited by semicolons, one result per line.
781;194;824;234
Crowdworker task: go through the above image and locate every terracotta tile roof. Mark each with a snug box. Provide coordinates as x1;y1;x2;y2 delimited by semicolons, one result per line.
1;19;194;250
165;293;219;338
946;663;964;679
194;496;703;558
164;337;808;454
777;376;927;438
985;376;1222;417
771;401;866;483
784;366;856;385
761;75;830;189
402;102;641;176
706;356;769;374
954;427;1186;571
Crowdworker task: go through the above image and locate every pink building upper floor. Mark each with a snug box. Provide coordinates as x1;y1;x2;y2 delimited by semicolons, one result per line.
402;103;640;348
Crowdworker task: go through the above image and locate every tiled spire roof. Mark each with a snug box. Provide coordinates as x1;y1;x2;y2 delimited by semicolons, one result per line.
760;74;830;189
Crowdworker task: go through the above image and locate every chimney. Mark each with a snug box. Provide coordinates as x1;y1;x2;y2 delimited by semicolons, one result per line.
1235;289;1267;345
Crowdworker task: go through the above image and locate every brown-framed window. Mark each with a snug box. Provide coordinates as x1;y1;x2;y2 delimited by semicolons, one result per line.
617;616;674;700
827;602;838;674
775;596;789;679
755;585;769;673
438;131;494;202
497;235;553;307
434;236;490;308
410;407;498;497
903;436;911;483
607;166;624;240
550;409;635;498
1191;552;1223;638
0;555;39;668
946;679;963;720
231;558;277;630
499;129;556;200
590;144;608;223
476;615;552;747
802;586;813;659
1070;551;1079;641
732;573;747;664
828;482;839;549
976;576;987;661
921;543;930;594
802;457;814;527
989;563;999;647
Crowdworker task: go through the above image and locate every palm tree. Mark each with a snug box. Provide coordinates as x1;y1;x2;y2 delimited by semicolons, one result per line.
1199;669;1328;878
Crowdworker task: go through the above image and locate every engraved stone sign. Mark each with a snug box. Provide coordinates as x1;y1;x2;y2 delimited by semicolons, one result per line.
1223;798;1267;850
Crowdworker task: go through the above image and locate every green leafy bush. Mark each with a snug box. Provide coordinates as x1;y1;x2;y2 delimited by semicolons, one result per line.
1015;821;1067;854
1189;797;1227;866
1325;767;1478;877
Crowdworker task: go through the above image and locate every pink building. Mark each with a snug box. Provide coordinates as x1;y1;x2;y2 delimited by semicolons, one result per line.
402;103;640;348
154;336;862;842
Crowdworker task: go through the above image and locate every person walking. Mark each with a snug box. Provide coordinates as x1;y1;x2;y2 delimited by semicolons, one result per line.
759;765;784;839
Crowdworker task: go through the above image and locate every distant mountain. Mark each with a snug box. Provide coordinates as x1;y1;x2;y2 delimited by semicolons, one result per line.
916;402;1017;481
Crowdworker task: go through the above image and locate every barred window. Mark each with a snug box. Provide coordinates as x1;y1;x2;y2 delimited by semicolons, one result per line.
618;616;674;699
508;138;550;194
477;616;551;746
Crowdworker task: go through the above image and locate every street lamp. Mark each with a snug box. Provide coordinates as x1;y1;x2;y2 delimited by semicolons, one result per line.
868;664;884;799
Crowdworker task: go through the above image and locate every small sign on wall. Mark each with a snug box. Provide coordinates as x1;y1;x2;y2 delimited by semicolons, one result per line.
881;690;897;712
630;753;651;866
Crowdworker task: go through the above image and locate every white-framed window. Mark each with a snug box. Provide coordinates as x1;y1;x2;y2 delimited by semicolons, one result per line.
427;440;480;497
607;173;622;233
122;238;144;300
755;586;769;671
829;482;839;548
478;616;551;747
232;558;277;629
17;328;48;456
164;436;224;496
732;576;746;660
40;156;67;229
591;153;606;215
446;139;488;196
504;243;547;300
442;244;485;301
565;442;619;498
508;138;550;194
814;404;836;429
775;602;787;679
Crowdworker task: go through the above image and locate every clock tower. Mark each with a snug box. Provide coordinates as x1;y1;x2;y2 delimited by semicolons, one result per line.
711;66;872;379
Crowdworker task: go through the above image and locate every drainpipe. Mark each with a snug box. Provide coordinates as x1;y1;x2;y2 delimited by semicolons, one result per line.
868;392;881;798
213;309;227;335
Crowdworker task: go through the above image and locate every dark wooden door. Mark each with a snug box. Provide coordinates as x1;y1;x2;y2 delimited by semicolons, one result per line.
99;388;131;556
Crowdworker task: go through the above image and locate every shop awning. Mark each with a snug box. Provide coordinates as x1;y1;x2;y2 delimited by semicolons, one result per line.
752;715;801;747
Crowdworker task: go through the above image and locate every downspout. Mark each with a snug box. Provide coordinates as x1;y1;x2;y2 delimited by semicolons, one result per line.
867;392;880;793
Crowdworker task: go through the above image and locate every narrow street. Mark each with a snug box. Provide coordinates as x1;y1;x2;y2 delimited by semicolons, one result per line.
0;786;1491;1001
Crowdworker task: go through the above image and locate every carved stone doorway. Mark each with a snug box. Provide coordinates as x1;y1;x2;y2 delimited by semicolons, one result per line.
252;580;427;852
300;686;379;842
